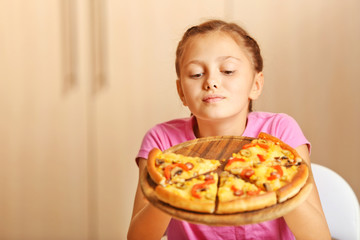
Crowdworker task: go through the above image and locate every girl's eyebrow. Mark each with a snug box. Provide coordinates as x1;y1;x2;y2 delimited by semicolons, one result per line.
184;56;242;67
217;56;242;62
184;60;203;67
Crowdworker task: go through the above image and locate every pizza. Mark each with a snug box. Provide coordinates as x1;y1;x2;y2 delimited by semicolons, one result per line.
146;132;309;214
156;172;218;213
148;148;221;187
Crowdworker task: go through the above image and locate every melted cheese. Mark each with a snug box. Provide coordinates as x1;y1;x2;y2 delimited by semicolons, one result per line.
218;176;261;201
164;173;218;201
156;153;220;182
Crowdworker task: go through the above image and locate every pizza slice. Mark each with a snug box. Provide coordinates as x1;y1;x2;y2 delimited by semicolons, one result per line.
257;132;303;166
155;172;218;213
256;133;309;202
216;171;277;213
147;148;221;186
224;152;254;172
246;163;308;203
225;133;309;203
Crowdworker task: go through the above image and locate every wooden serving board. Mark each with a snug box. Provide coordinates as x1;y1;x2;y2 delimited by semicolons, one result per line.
140;136;313;226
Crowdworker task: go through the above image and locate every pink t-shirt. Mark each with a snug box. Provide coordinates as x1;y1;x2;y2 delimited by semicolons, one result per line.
136;112;310;240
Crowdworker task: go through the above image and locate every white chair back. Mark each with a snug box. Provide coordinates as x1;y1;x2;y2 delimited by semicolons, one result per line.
312;163;360;240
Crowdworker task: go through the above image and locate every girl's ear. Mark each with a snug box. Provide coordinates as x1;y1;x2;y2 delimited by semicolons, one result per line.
249;72;264;100
176;79;187;106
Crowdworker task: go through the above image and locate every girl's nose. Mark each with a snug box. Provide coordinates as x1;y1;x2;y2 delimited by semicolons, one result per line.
205;83;218;90
204;73;220;90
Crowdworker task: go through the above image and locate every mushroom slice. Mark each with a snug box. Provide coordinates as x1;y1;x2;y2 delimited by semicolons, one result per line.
263;182;273;192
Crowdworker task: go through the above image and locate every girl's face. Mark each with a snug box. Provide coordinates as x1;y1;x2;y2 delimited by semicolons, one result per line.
177;31;264;123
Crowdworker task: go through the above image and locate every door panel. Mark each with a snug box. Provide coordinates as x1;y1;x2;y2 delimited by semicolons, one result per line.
0;1;89;239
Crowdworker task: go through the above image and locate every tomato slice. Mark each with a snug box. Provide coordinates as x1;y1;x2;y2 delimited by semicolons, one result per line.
191;179;215;199
226;158;245;167
257;143;270;150
267;165;283;180
243;142;269;150
240;168;255;179
231;185;244;196
257;154;266;162
247;187;261;196
242;143;256;149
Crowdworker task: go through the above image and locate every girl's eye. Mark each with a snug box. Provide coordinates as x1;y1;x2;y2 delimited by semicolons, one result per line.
222;70;235;75
190;73;204;79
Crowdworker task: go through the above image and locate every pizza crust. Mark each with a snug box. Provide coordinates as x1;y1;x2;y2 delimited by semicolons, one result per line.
147;148;166;186
155;185;216;213
258;132;301;159
216;191;277;214
276;164;309;202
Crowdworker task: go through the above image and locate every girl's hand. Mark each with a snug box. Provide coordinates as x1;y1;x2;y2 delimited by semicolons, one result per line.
283;145;331;240
127;158;171;240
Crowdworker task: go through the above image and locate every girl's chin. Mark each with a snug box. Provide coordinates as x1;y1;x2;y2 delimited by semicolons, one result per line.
195;113;234;122
193;110;248;122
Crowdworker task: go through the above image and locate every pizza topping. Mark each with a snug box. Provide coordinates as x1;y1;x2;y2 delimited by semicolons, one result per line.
258;143;270;150
267;165;283;180
155;158;165;166
231;185;244;196
205;173;214;181
175;182;186;189
247;187;261;196
295;157;302;165
230;168;242;175
263;182;273;192
164;163;189;180
191;179;216;199
242;143;256;149
283;157;297;167
185;162;194;170
284;162;293;168
253;162;262;168
226;157;245;167
282;150;294;159
205;193;214;200
243;142;270;150
240;149;251;157
257;154;266;162
171;166;184;177
241;168;255;179
257;139;268;145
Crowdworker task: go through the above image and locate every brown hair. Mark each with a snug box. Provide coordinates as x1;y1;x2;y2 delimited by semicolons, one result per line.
175;19;263;112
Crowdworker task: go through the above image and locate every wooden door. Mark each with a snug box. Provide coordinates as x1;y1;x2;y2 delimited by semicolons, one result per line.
0;0;90;239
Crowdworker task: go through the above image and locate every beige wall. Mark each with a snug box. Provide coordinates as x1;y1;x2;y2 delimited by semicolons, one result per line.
1;0;359;239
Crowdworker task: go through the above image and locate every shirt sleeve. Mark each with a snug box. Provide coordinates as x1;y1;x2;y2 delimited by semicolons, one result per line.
135;117;195;166
136;125;166;166
273;113;311;153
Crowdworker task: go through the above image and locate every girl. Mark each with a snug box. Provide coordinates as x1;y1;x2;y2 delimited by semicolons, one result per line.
128;20;330;240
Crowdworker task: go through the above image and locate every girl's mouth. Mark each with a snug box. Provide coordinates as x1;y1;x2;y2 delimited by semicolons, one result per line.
202;94;226;103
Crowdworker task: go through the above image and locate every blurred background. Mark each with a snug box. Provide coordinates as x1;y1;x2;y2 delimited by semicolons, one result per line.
1;0;359;239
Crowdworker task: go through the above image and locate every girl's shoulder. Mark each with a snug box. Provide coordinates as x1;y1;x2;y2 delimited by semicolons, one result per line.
245;111;308;149
248;111;292;120
136;117;196;163
248;111;297;127
151;116;195;135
